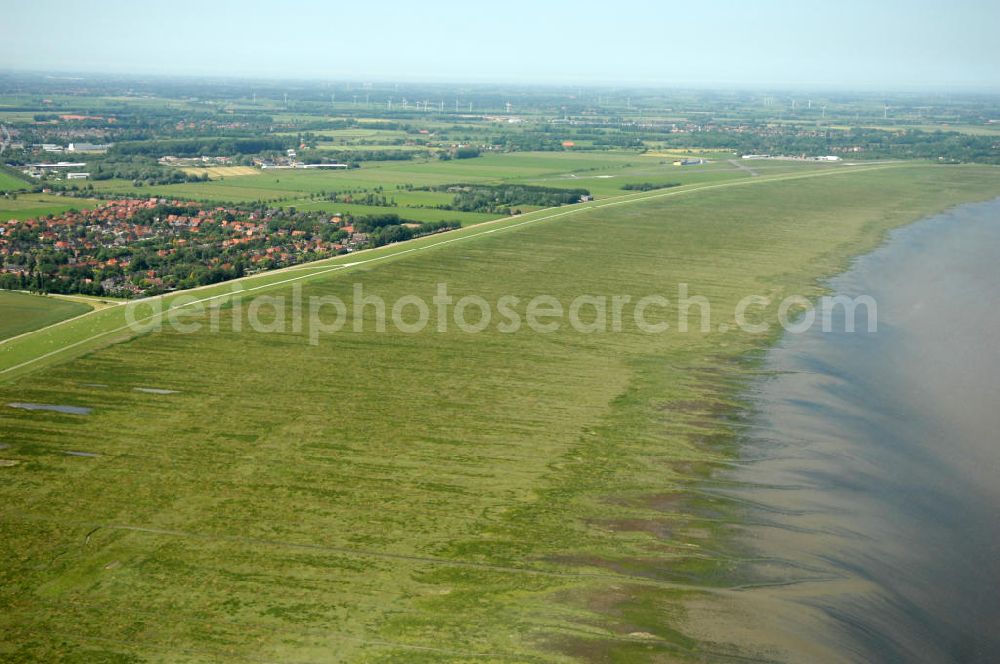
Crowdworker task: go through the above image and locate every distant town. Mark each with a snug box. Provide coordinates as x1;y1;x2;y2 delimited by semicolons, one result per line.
0;198;459;296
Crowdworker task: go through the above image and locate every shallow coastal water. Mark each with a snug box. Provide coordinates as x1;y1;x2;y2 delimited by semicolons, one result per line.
703;198;1000;662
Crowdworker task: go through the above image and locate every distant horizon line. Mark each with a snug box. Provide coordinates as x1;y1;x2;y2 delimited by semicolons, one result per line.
2;67;999;96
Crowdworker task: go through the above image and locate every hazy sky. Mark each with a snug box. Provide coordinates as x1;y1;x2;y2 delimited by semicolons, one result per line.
3;0;998;90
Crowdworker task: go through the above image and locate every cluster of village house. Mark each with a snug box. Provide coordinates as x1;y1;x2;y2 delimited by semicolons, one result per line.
0;198;367;293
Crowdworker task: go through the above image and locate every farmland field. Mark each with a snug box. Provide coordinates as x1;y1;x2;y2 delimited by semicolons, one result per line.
827;123;1000;135
179;165;260;179
77;150;827;218
2;163;998;661
0;194;101;222
0;290;92;340
0;171;31;193
285;200;494;225
95;152;736;195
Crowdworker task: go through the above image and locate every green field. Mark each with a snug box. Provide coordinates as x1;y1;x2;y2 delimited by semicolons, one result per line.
0;194;101;222
95;152;648;200
286;200;494;226
1;163;999;661
0;291;92;341
826;122;1000;136
82;150;826;223
0;171;31;194
85;152;635;216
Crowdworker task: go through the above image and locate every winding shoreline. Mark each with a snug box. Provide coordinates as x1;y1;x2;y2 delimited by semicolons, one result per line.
684;196;1000;661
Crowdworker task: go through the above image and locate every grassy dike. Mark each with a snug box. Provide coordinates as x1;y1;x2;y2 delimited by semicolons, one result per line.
0;163;894;380
0;163;998;662
0;291;93;342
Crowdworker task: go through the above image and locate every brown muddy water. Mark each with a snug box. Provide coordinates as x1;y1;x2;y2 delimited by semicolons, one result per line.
692;198;1000;662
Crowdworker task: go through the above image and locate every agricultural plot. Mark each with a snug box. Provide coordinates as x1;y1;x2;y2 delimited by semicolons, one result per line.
87;165;492;201
2;164;999;661
73;153;845;228
0;194;100;222
826;123;1000;136
84;155;747;203
322;128;406;138
287;200;494;225
0;171;31;193
179;165;260;179
0;111;39;122
312;143;422;152
86;178;308;202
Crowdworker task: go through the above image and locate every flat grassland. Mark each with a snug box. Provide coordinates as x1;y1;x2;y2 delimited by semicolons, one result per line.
0;291;92;340
1;164;998;662
0;171;31;193
0;194;101;222
84;149;817;226
179;165;261;179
